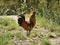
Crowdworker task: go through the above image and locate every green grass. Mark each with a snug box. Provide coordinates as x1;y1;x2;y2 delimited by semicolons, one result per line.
0;32;12;45
36;15;60;36
55;26;60;36
0;18;21;30
31;41;38;45
40;39;51;45
0;32;27;45
29;30;41;38
14;33;27;40
7;40;16;45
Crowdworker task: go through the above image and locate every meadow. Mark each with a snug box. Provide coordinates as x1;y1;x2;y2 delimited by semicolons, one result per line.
0;0;60;45
0;13;60;45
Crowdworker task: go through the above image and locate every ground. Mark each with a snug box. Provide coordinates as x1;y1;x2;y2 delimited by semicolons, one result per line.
0;16;60;45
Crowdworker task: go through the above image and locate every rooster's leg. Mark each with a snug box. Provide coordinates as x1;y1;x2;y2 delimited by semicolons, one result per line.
27;30;30;36
27;31;29;36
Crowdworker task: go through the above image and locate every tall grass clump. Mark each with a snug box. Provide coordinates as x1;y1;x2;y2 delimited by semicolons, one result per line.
0;18;21;30
0;32;11;45
0;32;16;45
40;39;51;45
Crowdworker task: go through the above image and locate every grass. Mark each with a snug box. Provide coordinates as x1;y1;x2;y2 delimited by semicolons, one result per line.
7;40;16;45
29;30;41;38
14;32;27;40
36;15;60;36
0;32;27;45
31;41;38;45
0;14;60;45
55;26;60;36
0;32;12;45
40;39;51;45
0;18;21;31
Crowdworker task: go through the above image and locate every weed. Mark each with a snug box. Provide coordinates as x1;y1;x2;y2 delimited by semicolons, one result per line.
40;39;51;45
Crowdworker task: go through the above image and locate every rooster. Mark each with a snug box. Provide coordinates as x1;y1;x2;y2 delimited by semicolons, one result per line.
18;11;36;36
